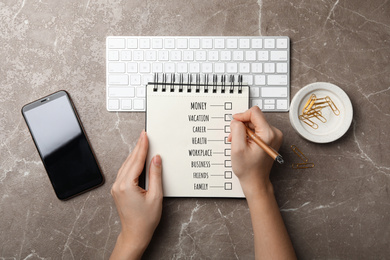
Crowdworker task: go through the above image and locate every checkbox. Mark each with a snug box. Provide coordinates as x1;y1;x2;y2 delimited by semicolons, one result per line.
224;137;230;144
225;171;232;179
224;160;232;167
224;149;231;156
224;125;231;133
224;182;232;190
225;114;232;121
224;102;232;110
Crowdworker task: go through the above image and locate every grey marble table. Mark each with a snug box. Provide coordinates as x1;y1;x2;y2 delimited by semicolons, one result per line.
1;0;389;259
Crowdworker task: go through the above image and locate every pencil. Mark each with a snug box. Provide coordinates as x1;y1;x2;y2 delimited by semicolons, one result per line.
229;115;284;164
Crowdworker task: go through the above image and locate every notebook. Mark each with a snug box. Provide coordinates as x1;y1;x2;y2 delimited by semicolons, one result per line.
145;74;249;197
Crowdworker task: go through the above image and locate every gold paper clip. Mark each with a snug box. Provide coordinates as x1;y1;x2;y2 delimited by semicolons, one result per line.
291;145;308;162
306;110;327;123
326;96;340;116
292;162;315;169
299;114;318;129
302;94;316;114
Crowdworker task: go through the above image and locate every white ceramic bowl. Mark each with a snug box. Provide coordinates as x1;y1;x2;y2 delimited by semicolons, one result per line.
289;82;353;143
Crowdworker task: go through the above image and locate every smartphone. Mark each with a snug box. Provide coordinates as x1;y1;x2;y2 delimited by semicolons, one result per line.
22;90;104;200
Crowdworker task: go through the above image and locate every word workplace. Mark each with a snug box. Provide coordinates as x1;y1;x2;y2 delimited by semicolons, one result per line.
188;101;232;191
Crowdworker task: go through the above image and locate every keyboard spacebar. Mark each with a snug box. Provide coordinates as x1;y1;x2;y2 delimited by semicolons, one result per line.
262;87;287;97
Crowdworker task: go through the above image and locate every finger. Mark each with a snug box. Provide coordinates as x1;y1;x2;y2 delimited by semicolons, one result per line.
227;132;232;142
117;130;145;177
147;155;163;198
233;106;269;129
119;130;149;182
230;120;248;154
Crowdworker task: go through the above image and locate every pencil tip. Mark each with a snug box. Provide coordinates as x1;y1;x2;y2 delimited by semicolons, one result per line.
276;155;284;164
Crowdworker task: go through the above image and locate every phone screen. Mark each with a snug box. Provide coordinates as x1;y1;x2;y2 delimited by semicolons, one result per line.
22;91;104;200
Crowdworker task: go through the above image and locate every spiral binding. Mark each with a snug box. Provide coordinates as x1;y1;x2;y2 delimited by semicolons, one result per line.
151;73;243;94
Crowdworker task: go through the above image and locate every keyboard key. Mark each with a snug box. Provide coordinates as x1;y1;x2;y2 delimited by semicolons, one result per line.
277;63;288;73
171;51;182;61
158;50;169;61
233;51;244;61
177;63;188;73
202;39;213;49
277;99;288;109
220;51;231;61
177;38;188;49
258;51;269;61
145;50;157;61
267;75;287;85
121;99;132;110
250;87;260;97
264;104;275;110
214;63;225;73
251;99;262;109
127;39;138;49
164;38;175;49
108;51;119;61
108;38;125;49
201;63;213;73
152;38;163;49
121;51;131;61
109;62;126;73
133;99;144;110
262;87;287;97
214;39;225;49
254;75;266;85
136;87;146;97
108;99;119;110
208;51;218;61
127;63;138;73
189;38;200;48
239;63;250;73
245;51;256;61
109;87;135;97
242;75;253;85
264;39;275;48
227;39;238;48
109;75;128;85
139;38;150;49
251;63;262;73
139;62;151;73
130;74;141;85
226;63;238;73
264;63;275;73
189;63;200;73
164;63;175;73
195;51;207;61
133;51;144;61
239;39;250;49
277;38;288;49
270;51;288;61
251;39;262;48
183;50;194;61
264;99;275;104
142;74;154;84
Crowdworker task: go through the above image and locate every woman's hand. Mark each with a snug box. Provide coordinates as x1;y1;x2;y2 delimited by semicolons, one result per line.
110;130;163;260
228;106;283;197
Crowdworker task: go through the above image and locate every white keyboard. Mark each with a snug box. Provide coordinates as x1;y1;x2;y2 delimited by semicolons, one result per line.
106;36;290;112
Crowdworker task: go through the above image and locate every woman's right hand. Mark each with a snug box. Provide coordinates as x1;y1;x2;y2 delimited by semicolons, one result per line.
228;106;283;197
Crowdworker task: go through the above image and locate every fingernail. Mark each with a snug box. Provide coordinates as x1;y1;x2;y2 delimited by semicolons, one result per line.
140;129;145;139
153;155;162;167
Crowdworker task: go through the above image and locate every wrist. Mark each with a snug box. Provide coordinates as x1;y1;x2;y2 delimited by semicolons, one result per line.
111;232;148;260
241;177;274;202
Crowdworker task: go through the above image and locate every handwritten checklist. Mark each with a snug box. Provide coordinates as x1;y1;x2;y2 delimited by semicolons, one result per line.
146;84;249;197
